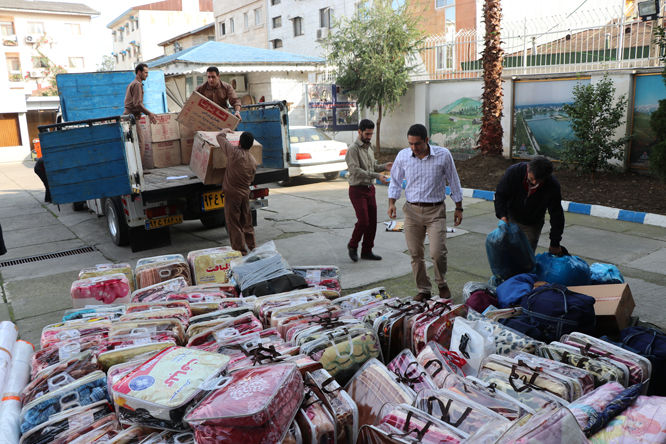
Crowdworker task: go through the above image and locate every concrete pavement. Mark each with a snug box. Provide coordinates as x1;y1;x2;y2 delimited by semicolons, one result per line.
1;160;665;347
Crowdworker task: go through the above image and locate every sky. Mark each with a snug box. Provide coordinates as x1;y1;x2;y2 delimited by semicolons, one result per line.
514;78;591;107
634;74;666;107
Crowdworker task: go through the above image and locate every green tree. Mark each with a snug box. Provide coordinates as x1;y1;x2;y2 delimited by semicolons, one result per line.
561;74;632;179
31;34;66;96
323;0;425;152
477;0;505;156
649;26;666;182
97;55;116;72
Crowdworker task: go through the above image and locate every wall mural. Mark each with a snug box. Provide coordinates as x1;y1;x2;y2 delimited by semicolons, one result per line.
630;74;666;168
428;81;483;153
512;78;590;160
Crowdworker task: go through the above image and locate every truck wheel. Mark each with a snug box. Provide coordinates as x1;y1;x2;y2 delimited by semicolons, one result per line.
105;197;130;246
324;171;340;181
201;212;225;229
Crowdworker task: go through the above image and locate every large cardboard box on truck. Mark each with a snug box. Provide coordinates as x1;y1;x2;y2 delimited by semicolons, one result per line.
139;113;180;143
177;92;239;132
189;132;224;185
212;132;263;169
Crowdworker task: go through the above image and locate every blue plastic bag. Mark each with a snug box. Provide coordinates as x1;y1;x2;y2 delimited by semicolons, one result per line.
485;221;536;281
535;252;591;286
496;273;537;308
590;263;625;285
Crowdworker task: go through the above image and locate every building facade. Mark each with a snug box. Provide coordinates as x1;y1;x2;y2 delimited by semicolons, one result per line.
159;23;215;56
214;0;360;57
107;0;214;70
0;0;98;157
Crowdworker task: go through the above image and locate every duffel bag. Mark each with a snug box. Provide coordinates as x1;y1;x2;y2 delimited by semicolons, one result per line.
521;283;596;343
242;273;309;297
620;327;666;396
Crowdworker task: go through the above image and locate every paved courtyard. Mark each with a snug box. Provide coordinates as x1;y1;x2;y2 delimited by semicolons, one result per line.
1;160;665;347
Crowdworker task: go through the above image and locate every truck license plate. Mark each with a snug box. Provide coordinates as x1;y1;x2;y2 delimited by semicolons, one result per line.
145;215;183;230
202;190;224;211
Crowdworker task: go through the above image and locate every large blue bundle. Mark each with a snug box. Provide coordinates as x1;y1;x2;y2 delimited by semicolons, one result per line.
485;221;535;282
536;252;591;286
590;263;625;285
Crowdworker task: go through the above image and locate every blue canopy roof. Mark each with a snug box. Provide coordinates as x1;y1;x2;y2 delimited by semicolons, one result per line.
147;41;325;68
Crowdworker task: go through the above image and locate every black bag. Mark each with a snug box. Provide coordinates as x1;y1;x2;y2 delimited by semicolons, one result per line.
242;273;309;297
621;327;666;396
521;283;596;343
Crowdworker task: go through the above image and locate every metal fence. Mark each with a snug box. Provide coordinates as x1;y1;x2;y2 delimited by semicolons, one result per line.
412;3;664;81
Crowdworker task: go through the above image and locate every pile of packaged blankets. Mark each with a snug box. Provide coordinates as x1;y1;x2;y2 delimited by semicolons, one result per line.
1;241;665;444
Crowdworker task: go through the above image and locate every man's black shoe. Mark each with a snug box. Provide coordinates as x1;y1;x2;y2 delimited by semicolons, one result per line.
348;244;358;262
361;252;382;260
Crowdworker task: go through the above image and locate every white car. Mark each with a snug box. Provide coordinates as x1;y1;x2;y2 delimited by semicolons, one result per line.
284;126;348;184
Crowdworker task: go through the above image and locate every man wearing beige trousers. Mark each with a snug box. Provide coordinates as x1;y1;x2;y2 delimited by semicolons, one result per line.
388;124;464;301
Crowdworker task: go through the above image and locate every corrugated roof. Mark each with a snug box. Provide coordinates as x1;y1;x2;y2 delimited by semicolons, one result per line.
158;23;214;46
147;41;325;67
0;0;99;15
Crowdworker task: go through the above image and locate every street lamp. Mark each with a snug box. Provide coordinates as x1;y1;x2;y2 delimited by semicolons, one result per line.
638;0;659;21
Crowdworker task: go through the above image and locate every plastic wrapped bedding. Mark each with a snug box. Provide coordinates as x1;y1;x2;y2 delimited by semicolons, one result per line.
0;340;33;444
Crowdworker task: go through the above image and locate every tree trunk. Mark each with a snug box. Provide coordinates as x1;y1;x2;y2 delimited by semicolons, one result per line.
478;0;505;156
376;104;382;154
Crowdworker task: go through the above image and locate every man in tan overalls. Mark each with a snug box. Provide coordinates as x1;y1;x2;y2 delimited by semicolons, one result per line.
216;129;257;255
123;63;157;164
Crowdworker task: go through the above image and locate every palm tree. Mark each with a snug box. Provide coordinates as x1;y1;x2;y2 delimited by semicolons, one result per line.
477;0;505;156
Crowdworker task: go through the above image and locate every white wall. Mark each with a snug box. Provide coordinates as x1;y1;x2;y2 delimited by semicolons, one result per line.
214;0;268;49
266;0;358;57
245;70;310;126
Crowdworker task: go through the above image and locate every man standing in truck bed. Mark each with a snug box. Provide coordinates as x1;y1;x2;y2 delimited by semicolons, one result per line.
196;67;243;122
124;63;157;164
216;128;257;255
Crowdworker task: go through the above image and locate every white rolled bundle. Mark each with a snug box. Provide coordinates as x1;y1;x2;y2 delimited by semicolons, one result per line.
0;340;34;444
0;322;18;397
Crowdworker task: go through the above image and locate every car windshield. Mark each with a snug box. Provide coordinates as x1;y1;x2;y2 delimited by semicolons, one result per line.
290;128;332;144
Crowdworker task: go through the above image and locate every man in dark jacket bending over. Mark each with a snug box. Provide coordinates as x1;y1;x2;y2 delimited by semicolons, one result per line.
494;156;564;255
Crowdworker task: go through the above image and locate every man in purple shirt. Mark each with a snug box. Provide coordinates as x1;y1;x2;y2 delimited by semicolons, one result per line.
388;124;464;301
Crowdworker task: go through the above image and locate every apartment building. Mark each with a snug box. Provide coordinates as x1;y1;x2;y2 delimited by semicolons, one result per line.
107;0;214;70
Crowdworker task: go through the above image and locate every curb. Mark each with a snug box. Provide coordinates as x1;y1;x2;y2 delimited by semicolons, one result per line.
338;170;666;228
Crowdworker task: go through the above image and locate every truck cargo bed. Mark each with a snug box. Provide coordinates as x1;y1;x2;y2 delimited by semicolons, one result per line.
140;165;287;202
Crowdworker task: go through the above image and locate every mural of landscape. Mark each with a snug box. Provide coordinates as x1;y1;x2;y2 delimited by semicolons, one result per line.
429;97;483;153
630;74;666;167
512;78;590;160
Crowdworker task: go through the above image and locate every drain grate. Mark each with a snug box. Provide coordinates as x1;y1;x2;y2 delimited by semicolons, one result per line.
0;246;97;268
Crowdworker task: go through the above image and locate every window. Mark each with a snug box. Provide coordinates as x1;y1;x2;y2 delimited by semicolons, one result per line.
113;31;117;42
272;39;282;49
293;17;303;36
32;57;48;68
114;55;118;64
125;23;130;35
271;0;280;5
134;47;139;56
219;21;226;35
69;57;84;68
244;13;249;29
272;16;281;28
65;23;81;36
435;44;453;70
1;21;15;36
6;55;21;79
320;8;331;28
131;21;135;31
255;8;262;25
290;127;331;143
135;19;139;29
436;0;455;26
121;53;125;61
27;22;44;34
229;18;235;33
119;30;123;42
127;50;132;59
208;35;215;41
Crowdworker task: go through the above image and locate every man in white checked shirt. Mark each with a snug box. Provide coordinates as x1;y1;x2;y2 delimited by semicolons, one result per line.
388;124;464;301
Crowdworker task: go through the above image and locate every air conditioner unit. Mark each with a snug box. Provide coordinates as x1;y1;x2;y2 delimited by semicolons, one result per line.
316;28;329;40
25;34;39;43
230;76;246;92
30;70;45;78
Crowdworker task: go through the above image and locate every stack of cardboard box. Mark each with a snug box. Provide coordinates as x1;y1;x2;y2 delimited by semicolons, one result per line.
176;92;263;185
138;113;182;169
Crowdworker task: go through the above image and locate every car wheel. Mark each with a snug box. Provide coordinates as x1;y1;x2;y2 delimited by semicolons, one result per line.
105;197;130;246
201;211;225;229
324;171;340;181
277;177;293;187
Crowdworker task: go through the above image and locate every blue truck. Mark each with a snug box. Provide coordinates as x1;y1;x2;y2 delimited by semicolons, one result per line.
38;71;289;252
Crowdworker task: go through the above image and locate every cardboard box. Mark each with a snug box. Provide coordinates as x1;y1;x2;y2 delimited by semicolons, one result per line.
189;132;225;185
139;113;180;143
150;140;181;168
567;284;635;334
212;132;263;169
177;92;239;132
180;136;195;165
179;123;195;138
